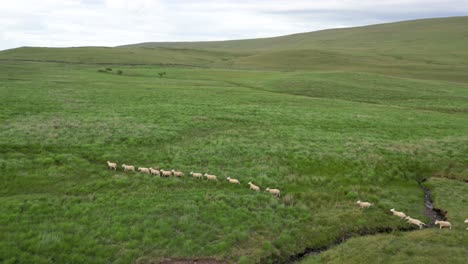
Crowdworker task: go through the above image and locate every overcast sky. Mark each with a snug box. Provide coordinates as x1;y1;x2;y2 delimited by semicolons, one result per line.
1;0;467;50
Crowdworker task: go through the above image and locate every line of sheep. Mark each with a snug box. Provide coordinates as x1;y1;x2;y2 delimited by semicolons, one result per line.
356;200;464;230
109;161;466;228
107;161;281;197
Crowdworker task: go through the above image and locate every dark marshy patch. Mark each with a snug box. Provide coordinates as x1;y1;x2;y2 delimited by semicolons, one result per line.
135;257;227;264
159;258;227;264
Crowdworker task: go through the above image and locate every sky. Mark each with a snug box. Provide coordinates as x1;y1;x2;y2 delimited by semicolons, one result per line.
1;0;467;50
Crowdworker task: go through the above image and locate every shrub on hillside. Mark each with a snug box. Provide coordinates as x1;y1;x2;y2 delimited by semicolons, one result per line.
117;70;123;75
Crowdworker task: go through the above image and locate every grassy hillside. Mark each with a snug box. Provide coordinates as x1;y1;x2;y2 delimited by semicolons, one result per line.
1;16;467;264
123;16;468;82
2;17;468;82
122;17;468;52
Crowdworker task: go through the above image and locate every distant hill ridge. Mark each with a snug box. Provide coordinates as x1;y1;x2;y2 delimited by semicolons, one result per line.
120;16;468;51
2;16;468;82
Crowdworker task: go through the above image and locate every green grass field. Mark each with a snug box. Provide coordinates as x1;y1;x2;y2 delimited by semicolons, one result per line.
0;16;467;263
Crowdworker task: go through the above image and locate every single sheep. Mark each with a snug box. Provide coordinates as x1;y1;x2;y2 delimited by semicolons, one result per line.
107;161;117;170
465;219;468;230
171;170;184;177
190;172;203;179
204;173;218;181
405;216;426;229
248;181;260;191
356;200;373;208
434;220;452;230
266;187;281;197
149;167;160;176
122;164;135;172
138;167;150;174
226;177;240;184
390;208;407;219
160;169;172;177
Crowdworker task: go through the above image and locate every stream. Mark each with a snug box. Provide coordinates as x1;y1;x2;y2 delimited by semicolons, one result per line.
280;180;447;263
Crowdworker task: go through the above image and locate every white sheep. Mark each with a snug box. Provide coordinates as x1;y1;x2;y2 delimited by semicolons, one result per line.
149;167;160;176
190;172;203;179
405;216;426;229
226;177;240;184
434;220;452;230
204;173;218;181
390;208;407;219
160;169;172;177
266;187;281;197
107;161;117;170
248;181;260;191
138;167;150;174
171;169;184;177
122;164;135;172
356;200;373;208
465;218;468;230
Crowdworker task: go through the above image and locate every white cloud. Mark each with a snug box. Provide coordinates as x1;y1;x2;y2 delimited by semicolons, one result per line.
0;0;467;50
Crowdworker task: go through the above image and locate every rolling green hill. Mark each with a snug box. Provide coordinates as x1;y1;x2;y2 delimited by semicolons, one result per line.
2;16;468;82
122;16;468;82
1;16;467;264
123;16;468;52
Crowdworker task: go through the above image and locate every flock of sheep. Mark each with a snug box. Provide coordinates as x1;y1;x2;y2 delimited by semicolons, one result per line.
107;161;281;197
108;161;467;230
357;200;466;230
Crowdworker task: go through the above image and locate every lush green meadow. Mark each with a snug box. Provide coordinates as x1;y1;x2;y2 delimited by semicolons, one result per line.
1;16;467;264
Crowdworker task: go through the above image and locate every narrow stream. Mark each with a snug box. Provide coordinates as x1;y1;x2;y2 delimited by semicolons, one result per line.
280;181;446;264
420;180;447;226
